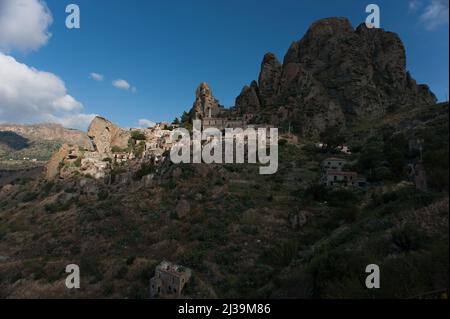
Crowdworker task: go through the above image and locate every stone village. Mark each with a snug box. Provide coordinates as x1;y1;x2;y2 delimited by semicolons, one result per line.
44;82;430;298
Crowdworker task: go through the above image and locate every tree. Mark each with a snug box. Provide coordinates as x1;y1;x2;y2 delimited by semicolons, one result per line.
181;111;190;124
320;126;346;151
131;131;146;141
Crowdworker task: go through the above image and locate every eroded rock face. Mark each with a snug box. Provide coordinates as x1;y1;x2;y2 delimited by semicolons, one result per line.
235;17;437;136
87;117;131;154
189;82;224;119
45;144;70;180
258;53;282;107
235;81;261;115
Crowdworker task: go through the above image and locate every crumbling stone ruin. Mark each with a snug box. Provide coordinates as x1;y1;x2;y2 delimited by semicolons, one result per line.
320;157;366;188
150;261;192;298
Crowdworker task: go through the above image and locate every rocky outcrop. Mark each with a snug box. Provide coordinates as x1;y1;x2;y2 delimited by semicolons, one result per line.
258;53;282;107
189;82;224;120
235;17;437;136
45;144;70;180
87;117;131;154
235;81;261;115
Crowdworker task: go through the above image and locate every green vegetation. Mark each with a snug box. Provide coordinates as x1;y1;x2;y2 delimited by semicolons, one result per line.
133;162;154;180
111;146;128;153
132;141;145;158
131;131;146;141
0;103;447;299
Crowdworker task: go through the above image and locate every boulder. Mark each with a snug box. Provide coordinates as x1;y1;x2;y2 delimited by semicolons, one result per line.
87;116;131;155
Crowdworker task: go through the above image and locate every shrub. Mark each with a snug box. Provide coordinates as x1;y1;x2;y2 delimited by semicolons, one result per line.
326;189;359;207
391;224;427;253
44;200;72;213
131;131;146;141
74;157;82;167
23;192;38;202
279;139;288;146
133;162;154;180
111;146;128;153
98;189;109;201
132;141;145;158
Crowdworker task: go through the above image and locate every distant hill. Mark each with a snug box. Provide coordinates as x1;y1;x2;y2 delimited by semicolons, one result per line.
0;123;92;168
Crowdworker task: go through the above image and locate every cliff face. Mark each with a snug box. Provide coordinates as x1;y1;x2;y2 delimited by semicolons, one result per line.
87;117;131;154
235;17;437;136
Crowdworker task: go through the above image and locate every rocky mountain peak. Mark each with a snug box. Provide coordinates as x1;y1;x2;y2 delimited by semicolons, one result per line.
190;82;224;119
234;17;437;136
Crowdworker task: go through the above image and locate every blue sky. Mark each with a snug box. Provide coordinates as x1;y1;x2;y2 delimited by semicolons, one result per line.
0;0;448;130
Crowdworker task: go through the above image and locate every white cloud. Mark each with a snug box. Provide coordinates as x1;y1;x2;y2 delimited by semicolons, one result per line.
43;113;98;131
90;72;104;81
409;0;421;11
0;52;95;131
0;0;53;53
138;119;156;128
420;0;449;30
112;79;131;90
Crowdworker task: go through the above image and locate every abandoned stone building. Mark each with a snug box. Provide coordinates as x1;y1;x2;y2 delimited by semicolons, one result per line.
320;157;366;188
322;157;347;171
150;261;192;298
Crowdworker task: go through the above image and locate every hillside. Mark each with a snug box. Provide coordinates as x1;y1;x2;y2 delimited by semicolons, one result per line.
0;102;447;298
0;123;92;170
0;16;447;299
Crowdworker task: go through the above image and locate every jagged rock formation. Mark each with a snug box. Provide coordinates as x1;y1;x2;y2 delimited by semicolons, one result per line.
189;82;224;120
87;117;131;154
235;17;437;136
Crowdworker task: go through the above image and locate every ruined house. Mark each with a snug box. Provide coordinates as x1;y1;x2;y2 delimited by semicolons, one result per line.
322;157;347;171
322;170;358;187
320;157;365;188
150;261;192;298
